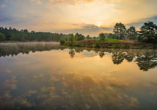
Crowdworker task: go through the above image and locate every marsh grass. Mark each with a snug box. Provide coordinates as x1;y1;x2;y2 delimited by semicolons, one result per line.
0;42;63;57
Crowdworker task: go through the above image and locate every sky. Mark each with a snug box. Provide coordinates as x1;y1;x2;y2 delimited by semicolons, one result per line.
0;0;157;36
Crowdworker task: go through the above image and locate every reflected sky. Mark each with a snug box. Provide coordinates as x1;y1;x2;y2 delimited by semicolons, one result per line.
0;44;157;110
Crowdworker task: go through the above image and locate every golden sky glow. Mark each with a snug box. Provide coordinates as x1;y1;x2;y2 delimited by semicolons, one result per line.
0;0;157;36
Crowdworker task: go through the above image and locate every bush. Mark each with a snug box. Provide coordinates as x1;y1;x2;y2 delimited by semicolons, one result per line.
87;39;91;42
64;43;69;46
111;44;119;48
60;40;65;45
94;42;101;48
121;45;125;48
139;45;144;49
77;43;83;47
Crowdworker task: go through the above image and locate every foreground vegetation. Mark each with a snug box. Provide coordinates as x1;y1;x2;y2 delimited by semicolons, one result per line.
61;39;155;49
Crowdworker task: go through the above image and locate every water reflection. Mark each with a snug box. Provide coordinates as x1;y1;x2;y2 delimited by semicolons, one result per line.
0;43;157;71
69;49;75;58
135;52;157;71
99;51;105;58
112;52;125;65
0;43;157;109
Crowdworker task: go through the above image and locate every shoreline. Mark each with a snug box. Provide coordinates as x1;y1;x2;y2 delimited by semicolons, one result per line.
64;40;156;49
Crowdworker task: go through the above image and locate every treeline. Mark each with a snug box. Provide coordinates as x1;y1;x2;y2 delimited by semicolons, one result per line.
0;21;157;43
0;27;71;41
65;21;157;44
112;21;157;43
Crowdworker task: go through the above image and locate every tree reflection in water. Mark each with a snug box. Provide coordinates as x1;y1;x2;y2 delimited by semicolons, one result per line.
0;43;157;71
99;51;105;58
112;52;125;65
69;49;75;58
135;52;157;71
124;52;134;62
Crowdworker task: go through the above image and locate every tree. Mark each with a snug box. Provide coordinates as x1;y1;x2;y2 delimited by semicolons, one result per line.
75;33;84;41
86;35;90;39
9;34;15;40
60;40;65;45
65;38;68;41
127;26;137;40
113;23;126;39
138;21;157;43
69;34;75;43
99;33;105;40
0;32;5;41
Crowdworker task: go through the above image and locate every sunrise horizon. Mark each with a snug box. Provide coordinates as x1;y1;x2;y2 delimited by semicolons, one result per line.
1;0;157;36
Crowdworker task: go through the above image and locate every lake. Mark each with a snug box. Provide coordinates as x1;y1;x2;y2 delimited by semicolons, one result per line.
0;42;157;110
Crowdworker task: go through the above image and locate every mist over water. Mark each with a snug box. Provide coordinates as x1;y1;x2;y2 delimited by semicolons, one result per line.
0;43;157;110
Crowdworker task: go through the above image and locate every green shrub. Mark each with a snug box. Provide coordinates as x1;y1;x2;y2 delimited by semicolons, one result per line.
139;45;144;48
78;43;83;47
69;43;74;46
94;42;101;48
87;39;91;42
111;44;119;48
134;40;139;43
60;40;65;45
121;45;125;48
73;43;78;46
147;46;154;49
64;43;69;46
86;45;93;48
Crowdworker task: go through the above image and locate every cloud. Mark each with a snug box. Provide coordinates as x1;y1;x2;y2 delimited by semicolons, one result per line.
48;0;138;5
0;4;7;8
5;69;12;73
27;90;38;96
0;93;36;109
126;16;157;28
56;24;112;36
49;0;95;5
4;76;17;90
30;0;42;4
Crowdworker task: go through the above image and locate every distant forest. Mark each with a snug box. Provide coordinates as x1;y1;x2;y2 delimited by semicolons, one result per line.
0;27;72;41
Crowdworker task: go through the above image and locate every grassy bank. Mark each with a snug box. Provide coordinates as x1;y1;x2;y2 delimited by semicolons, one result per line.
63;39;156;49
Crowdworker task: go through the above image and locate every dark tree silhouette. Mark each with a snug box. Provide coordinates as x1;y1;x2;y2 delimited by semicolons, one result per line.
138;21;157;43
99;33;105;40
124;52;134;62
0;27;70;41
99;51;105;58
112;52;125;65
135;52;157;71
113;23;126;39
69;49;75;58
127;26;137;40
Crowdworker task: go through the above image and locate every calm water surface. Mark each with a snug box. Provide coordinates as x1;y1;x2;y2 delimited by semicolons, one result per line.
0;43;157;110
